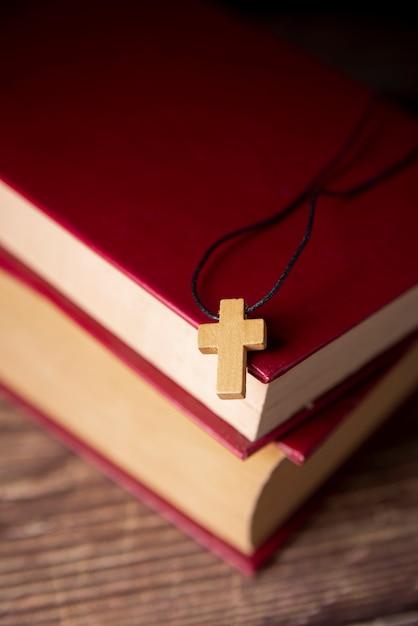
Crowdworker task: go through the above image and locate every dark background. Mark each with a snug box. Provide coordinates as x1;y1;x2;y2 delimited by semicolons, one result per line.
2;0;416;111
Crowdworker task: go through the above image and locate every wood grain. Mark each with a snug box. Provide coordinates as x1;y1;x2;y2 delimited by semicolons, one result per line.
1;395;418;626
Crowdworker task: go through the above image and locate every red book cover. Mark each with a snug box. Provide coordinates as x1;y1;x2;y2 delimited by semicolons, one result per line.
1;0;418;441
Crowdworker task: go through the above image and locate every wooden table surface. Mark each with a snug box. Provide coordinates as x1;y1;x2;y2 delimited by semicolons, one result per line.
1;4;418;625
1;394;418;626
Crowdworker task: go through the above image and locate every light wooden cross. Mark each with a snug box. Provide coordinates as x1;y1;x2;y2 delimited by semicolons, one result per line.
198;298;267;399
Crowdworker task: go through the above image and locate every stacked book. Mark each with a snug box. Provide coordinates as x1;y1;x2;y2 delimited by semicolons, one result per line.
1;0;418;574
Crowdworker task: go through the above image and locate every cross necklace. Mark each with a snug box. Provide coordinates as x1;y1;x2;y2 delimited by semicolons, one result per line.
191;99;418;400
198;298;266;399
192;196;314;400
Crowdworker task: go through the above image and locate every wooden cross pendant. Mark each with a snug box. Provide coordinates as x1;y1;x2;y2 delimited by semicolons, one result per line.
198;298;267;400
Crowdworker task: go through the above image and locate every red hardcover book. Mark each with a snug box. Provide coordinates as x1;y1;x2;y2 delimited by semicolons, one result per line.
1;266;418;574
1;0;418;443
0;245;412;460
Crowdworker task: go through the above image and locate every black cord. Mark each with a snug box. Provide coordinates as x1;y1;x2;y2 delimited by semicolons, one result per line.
191;99;418;321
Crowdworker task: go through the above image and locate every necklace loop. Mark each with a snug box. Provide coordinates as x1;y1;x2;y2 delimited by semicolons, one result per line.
191;97;418;321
